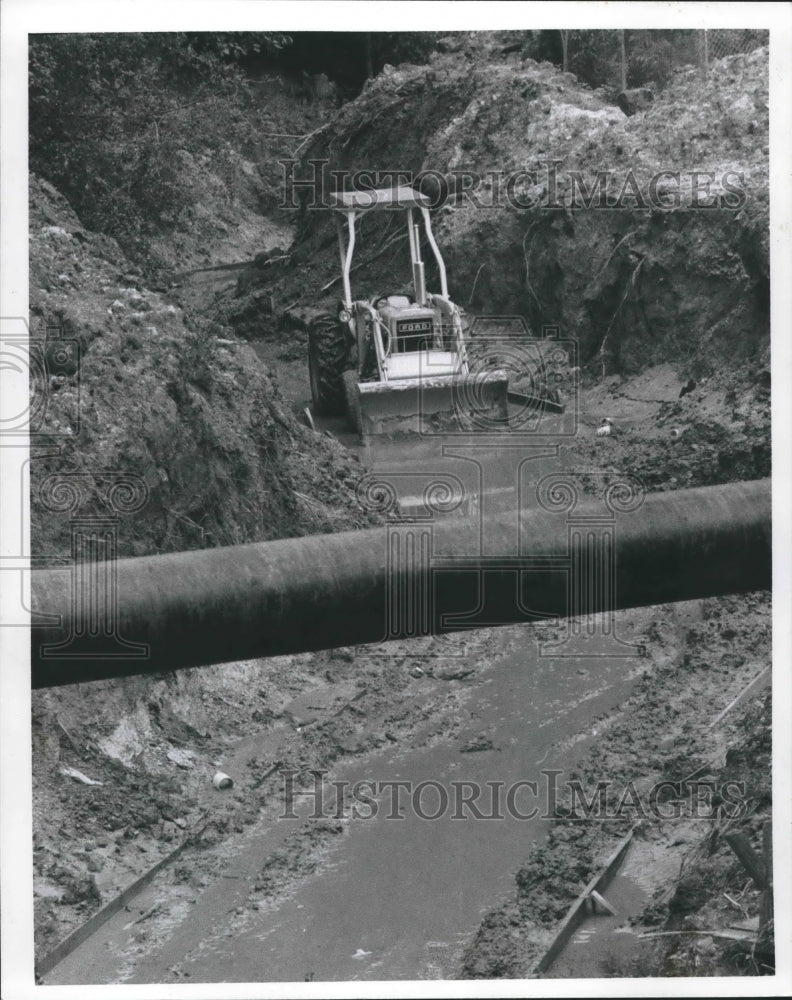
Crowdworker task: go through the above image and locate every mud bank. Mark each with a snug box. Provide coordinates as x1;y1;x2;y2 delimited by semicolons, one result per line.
461;595;772;979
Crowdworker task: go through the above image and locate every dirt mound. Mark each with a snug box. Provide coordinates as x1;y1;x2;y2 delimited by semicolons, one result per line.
230;45;768;381
29;174;376;559
29;35;322;279
139;68;332;275
573;360;771;494
32;651;319;960
637;689;773;977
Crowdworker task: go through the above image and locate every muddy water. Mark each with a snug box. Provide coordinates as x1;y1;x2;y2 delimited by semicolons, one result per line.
46;621;647;984
216;652;640;984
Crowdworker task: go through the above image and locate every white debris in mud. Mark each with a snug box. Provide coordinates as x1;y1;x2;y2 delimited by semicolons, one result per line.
596;417;613;437
166;747;197;769
97;708;154;767
545;102;626;125
60;766;103;786
34;881;66;900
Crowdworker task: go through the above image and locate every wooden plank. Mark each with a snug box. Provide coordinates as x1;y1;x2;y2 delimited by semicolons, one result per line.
640;929;757;942
507;390;565;414
725;831;769;890
589;888;618;916
709;666;770;729
37;813;208;979
534;826;635;974
759;819;773;937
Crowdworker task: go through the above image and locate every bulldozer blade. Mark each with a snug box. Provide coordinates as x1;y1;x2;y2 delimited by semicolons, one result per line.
357;370;509;438
507;389;565;414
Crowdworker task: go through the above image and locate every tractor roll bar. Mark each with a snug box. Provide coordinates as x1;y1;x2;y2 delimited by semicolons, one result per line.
420;207;448;299
336;211;356;310
328;187;449;308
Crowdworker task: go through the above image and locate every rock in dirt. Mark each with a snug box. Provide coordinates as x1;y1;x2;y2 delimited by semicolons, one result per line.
59;766;103;787
460;734;495;753
434;666;475;681
617;87;654;116
166;747;196;769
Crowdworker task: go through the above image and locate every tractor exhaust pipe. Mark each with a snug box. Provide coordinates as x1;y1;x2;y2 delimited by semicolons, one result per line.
30;480;770;688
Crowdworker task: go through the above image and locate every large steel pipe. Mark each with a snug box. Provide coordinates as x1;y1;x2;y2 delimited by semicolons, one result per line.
30;479;771;688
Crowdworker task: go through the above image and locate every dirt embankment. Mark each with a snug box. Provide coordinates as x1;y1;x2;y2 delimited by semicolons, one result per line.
29;174;376;559
230;42;768;381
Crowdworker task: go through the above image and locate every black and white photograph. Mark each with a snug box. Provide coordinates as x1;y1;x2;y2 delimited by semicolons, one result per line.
1;2;790;997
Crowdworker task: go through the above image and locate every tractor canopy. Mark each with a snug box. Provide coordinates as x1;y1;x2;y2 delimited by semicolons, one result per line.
328;186;432;212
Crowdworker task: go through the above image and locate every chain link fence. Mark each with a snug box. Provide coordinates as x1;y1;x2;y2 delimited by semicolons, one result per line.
701;29;768;68
557;29;768;94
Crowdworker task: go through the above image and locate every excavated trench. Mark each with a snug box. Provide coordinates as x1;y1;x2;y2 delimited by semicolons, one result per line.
40;308;771;983
44;615;655;984
31;42;771;981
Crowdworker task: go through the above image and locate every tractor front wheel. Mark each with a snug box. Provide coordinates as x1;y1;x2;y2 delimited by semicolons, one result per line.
308;314;350;416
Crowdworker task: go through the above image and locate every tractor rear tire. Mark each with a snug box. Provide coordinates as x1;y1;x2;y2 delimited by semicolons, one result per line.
308;314;350;416
342;369;362;435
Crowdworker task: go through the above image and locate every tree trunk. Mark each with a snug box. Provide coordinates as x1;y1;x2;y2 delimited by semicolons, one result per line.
619;30;627;91
759;820;774;942
560;30;569;73
364;33;373;80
